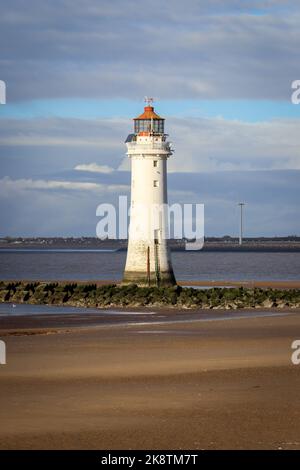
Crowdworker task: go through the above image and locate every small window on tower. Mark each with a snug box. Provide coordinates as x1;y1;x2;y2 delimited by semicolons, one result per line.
153;180;159;187
153;160;157;167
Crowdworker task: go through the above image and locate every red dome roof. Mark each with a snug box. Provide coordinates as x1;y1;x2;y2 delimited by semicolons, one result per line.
134;106;164;120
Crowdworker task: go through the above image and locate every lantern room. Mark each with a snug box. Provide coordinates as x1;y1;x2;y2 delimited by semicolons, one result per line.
134;105;164;135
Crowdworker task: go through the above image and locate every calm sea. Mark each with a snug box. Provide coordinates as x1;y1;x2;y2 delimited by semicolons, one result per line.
0;249;299;281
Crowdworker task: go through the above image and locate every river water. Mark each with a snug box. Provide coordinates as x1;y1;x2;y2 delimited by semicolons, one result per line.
0;249;299;282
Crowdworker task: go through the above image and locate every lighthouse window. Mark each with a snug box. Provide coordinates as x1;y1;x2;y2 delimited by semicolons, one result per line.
134;119;152;133
134;119;164;134
153;160;158;167
152;120;164;134
153;180;159;187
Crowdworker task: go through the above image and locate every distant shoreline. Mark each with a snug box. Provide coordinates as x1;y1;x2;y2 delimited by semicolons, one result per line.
2;246;300;252
1;237;300;252
1;279;299;289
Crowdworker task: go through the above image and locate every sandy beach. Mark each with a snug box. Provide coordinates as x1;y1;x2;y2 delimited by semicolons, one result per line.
1;307;300;449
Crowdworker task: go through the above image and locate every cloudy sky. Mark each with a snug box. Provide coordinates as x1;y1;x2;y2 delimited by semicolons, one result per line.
0;0;299;237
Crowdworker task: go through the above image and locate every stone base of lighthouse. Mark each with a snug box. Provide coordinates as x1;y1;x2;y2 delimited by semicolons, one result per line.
123;240;176;287
123;270;176;287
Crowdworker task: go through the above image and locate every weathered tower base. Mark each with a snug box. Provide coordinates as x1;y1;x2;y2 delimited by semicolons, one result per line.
123;234;177;287
123;271;176;287
123;237;176;287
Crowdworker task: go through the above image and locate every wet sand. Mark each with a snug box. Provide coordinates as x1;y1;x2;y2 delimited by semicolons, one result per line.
1;309;300;449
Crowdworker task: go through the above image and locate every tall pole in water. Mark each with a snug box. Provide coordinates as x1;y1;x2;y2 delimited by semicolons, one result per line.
238;203;245;245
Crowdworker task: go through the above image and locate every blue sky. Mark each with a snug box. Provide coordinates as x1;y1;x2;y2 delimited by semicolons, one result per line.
0;0;299;237
1;98;300;122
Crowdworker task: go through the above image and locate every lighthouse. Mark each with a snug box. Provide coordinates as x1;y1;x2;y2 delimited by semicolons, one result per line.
123;99;176;286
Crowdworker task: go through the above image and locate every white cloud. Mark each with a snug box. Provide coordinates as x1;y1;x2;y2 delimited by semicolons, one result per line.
74;163;114;174
167;117;300;172
1;1;300;101
117;158;130;172
0;117;127;147
1;116;300;174
0;176;129;193
0;171;299;237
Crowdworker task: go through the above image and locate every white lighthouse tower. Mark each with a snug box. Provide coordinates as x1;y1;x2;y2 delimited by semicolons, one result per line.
123;99;176;286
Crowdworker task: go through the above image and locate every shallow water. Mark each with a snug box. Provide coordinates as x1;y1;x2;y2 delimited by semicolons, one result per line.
0;302;292;327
